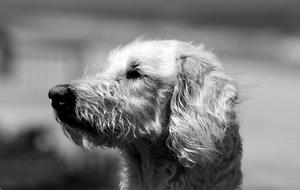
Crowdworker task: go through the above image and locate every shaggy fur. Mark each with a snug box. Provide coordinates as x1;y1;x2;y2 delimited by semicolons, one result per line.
49;39;242;190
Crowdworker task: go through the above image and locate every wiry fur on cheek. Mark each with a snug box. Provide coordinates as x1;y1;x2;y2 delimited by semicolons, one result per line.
71;79;135;145
67;77;164;147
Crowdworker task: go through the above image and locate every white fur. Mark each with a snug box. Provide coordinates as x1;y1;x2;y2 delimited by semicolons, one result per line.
53;39;242;190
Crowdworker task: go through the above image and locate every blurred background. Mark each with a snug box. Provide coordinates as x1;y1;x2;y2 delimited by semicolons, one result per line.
0;0;300;189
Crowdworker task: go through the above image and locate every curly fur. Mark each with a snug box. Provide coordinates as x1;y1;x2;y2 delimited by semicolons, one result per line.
51;39;242;190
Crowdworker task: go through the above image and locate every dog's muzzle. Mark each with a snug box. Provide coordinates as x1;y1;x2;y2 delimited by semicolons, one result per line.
48;84;76;115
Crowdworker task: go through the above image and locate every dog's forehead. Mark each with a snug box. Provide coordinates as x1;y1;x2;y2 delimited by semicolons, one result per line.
104;40;180;79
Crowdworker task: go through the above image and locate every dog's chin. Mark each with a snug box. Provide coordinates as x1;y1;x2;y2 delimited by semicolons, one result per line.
53;111;122;149
62;123;109;150
53;111;98;147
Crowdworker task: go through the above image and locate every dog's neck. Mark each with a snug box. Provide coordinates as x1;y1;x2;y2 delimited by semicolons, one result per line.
120;136;242;190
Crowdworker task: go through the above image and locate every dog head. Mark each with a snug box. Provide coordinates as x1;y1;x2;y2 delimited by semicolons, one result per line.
49;39;239;167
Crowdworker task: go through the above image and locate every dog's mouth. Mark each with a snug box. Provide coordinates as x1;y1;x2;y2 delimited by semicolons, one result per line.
48;82;164;149
48;84;127;147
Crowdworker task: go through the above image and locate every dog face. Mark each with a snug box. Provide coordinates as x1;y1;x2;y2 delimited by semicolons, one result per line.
49;40;238;167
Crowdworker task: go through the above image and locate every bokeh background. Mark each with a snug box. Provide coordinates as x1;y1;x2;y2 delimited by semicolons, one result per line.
0;1;300;190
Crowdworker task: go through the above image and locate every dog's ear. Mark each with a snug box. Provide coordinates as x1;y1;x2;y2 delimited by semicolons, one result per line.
167;45;239;167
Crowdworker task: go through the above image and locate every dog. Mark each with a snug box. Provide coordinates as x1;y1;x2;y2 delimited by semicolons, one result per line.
49;39;242;190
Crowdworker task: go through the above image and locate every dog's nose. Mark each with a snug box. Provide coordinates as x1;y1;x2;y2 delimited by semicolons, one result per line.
48;84;75;111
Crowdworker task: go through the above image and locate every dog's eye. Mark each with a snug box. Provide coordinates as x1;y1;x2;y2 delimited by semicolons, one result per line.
126;69;142;79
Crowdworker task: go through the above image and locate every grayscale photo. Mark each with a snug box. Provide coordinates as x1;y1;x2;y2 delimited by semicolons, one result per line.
0;1;299;190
